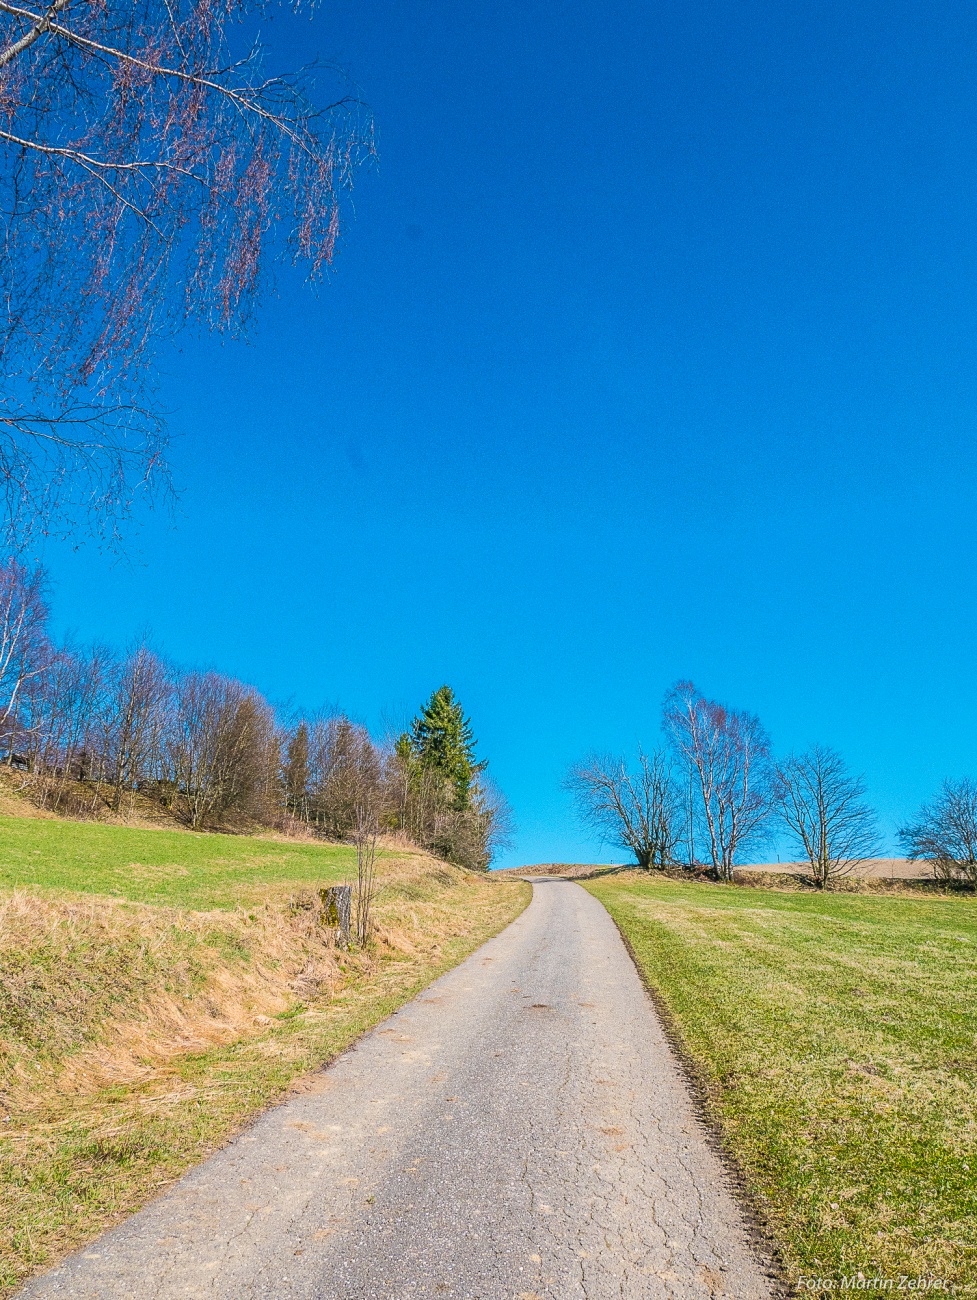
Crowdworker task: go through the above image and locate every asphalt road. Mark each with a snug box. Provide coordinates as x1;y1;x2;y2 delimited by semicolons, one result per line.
21;881;775;1299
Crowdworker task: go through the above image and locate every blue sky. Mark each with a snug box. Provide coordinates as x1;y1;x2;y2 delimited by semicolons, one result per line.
43;0;977;866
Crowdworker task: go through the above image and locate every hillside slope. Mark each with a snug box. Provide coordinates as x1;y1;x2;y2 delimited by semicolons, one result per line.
0;818;529;1295
0;813;364;908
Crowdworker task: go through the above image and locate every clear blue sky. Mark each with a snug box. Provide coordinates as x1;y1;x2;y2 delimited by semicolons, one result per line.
42;0;977;866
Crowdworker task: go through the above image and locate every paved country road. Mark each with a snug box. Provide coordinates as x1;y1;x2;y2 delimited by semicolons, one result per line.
21;882;776;1300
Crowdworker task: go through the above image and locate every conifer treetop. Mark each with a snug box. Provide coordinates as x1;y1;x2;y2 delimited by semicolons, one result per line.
401;685;486;812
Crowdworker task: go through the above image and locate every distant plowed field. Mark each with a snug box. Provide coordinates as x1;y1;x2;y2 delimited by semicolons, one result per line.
497;858;935;881
737;857;933;880
492;862;623;879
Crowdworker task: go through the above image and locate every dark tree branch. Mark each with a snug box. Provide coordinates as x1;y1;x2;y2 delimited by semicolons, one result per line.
0;0;374;545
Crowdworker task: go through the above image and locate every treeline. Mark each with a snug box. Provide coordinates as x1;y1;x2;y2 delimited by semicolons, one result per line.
0;561;508;870
569;679;977;888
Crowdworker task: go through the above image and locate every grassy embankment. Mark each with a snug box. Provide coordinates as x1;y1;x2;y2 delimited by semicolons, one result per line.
0;814;366;908
586;874;977;1292
0;816;529;1295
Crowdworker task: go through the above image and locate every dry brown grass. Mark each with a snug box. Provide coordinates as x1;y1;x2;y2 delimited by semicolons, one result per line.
0;892;336;1106
0;854;529;1295
0;767;172;827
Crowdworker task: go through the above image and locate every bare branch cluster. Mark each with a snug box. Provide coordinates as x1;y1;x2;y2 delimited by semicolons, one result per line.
568;679;883;888
775;745;879;887
16;636;284;827
387;749;510;873
354;800;379;945
662;681;774;880
899;779;977;884
0;0;373;542
302;716;384;838
565;749;682;869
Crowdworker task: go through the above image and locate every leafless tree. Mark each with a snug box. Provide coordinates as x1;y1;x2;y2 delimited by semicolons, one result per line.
385;737;508;872
17;639;284;826
421;778;513;873
566;748;683;869
282;721;310;821
775;745;880;888
389;747;441;848
166;671;231;827
0;0;373;543
473;777;515;866
0;559;50;756
18;640;111;809
104;643;171;811
899;779;977;884
19;643;79;776
662;681;773;881
352;798;381;944
166;671;278;827
307;714;384;840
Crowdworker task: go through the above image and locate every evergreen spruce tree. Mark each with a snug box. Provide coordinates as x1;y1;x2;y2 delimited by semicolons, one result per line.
402;686;485;811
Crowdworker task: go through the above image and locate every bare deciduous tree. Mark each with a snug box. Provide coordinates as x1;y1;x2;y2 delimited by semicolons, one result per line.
566;748;682;870
283;721;310;822
0;0;373;542
346;720;391;942
422;776;513;872
167;671;232;827
389;747;440;848
0;560;50;755
167;671;278;827
19;640;111;812
105;644;171;811
306;715;383;840
386;745;504;872
899;779;977;884
352;800;380;944
471;777;515;867
775;745;880;888
662;681;773;881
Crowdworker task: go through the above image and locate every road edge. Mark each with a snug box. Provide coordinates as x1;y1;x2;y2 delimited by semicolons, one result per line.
585;889;793;1300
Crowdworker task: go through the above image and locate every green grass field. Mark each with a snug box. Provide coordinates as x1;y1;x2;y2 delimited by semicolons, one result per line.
585;874;977;1292
0;816;364;909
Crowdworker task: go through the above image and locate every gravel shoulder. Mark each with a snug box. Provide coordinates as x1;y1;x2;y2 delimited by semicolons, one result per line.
20;882;775;1300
